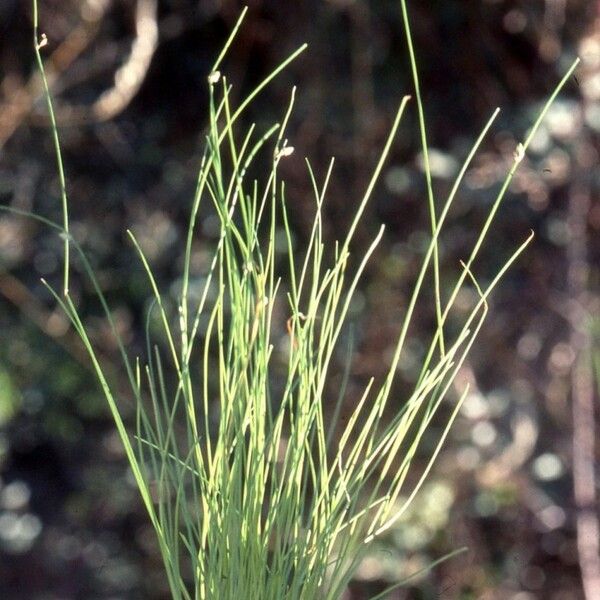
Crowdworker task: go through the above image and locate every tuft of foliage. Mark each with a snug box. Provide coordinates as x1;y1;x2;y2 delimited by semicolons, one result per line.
23;2;577;598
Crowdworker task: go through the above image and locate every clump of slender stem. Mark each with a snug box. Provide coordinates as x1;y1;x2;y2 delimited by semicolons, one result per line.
24;2;579;599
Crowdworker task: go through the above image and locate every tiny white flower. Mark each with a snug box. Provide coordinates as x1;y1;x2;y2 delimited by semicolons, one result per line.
275;145;295;160
513;142;525;163
208;70;221;85
37;33;48;50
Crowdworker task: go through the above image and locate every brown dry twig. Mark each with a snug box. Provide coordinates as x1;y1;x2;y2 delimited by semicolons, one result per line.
89;0;158;122
568;17;600;597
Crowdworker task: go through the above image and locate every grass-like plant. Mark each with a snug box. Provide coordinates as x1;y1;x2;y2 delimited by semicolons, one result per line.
19;1;578;598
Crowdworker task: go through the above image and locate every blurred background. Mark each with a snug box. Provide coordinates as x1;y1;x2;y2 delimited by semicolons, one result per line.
0;0;598;598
